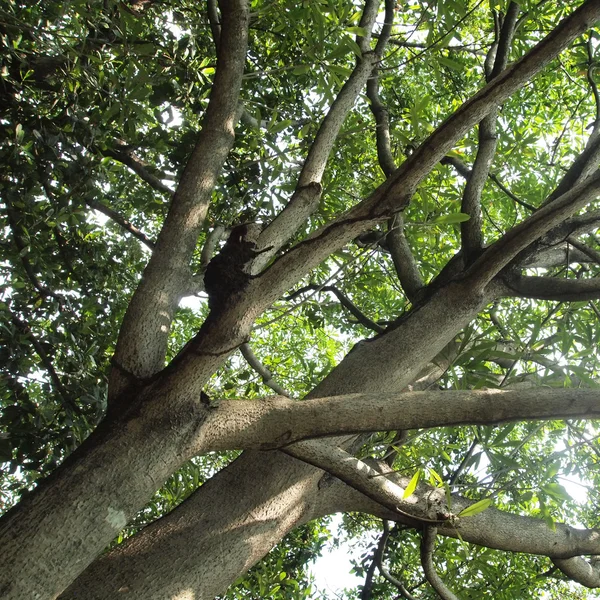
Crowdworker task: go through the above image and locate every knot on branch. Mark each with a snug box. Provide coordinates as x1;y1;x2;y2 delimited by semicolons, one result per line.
204;222;264;310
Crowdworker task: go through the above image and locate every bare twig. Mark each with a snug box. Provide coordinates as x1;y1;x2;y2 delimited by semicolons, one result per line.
286;284;385;333
8;310;78;414
239;343;292;398
86;199;155;249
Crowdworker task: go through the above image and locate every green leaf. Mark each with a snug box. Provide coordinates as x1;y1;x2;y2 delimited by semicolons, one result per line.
403;469;421;499
293;64;311;75
430;213;471;225
346;26;368;37
541;483;572;502
438;56;464;71
458;498;493;518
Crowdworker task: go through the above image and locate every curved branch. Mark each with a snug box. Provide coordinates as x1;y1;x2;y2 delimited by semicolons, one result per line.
287;284;384;333
420;527;460;600
100;145;173;196
254;0;386;271
461;3;519;259
376;522;418;600
554;556;600;588
109;0;250;403
239;343;292;398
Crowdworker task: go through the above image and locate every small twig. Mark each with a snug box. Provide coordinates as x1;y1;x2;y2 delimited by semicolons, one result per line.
286;284;384;333
8;310;79;414
239;343;292;398
86;199;155;249
449;434;479;487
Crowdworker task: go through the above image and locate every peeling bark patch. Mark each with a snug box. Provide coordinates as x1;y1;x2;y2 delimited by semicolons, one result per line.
106;507;127;531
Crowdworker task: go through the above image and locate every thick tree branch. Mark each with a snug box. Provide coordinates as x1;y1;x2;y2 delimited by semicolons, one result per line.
108;0;250;402
499;274;600;301
317;469;600;563
282;441;450;523
554;556;600;588
86;199;155;250
420;527;460;600
257;1;600;303
194;388;600;452
386;215;425;301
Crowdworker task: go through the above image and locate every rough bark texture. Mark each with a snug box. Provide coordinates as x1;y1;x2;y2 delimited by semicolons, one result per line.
3;2;600;600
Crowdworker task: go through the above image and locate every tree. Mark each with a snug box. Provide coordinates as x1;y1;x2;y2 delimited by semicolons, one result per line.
2;0;600;597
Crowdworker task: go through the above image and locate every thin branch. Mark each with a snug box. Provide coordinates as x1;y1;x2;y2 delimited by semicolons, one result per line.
253;0;386;271
287;284;385;333
239;342;292;398
586;36;600;131
449;435;479;487
567;236;600;265
200;224;229;268
376;522;418;600
282;441;450;524
360;523;390;600
442;155;536;212
364;2;424;300
420;527;460;600
100;144;173;196
8;310;78;414
462;2;520;258
86;199;155;249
